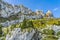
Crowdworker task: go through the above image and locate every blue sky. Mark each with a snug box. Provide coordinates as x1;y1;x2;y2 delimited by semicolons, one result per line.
3;0;60;18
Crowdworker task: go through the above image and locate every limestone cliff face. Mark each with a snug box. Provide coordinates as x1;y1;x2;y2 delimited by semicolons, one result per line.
0;1;32;18
0;0;54;27
4;25;60;40
0;0;53;19
6;28;36;40
0;1;58;40
0;0;33;26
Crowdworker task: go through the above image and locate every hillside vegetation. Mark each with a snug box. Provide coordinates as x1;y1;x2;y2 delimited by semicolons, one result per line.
0;18;60;40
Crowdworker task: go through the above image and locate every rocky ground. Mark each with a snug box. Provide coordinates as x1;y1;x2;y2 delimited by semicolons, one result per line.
0;0;60;40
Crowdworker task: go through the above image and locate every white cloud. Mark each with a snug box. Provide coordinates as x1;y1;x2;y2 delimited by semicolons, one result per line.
53;8;58;11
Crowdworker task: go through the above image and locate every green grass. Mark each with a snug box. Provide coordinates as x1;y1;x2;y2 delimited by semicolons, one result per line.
42;35;58;40
1;18;60;40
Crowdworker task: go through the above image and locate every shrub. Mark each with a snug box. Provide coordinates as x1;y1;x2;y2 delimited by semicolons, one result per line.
42;35;58;40
0;24;2;37
57;31;60;36
43;29;55;35
11;24;16;30
21;18;27;29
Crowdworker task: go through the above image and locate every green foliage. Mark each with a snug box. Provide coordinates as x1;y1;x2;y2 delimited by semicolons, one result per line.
57;21;60;25
1;37;5;40
11;24;16;30
0;17;8;22
1;18;60;40
2;28;9;37
21;18;27;29
32;19;46;29
27;20;34;28
43;29;55;35
0;24;2;37
21;18;34;29
57;31;60;36
43;35;58;40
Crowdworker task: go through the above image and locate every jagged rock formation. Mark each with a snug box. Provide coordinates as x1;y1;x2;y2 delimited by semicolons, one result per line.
1;19;23;27
3;25;60;40
31;30;42;40
36;10;44;18
0;0;32;18
45;10;53;18
0;0;33;26
0;0;60;40
6;28;35;40
52;25;60;33
0;0;53;20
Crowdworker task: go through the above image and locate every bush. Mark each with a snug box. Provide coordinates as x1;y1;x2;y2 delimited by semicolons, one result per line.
57;31;60;36
43;29;55;35
27;21;34;28
0;24;2;37
57;21;60;25
21;18;34;29
21;18;27;29
43;35;58;40
11;24;16;30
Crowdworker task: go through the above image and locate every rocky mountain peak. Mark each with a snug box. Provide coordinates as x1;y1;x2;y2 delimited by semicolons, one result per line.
45;10;53;17
46;10;52;14
0;0;54;18
0;0;33;18
36;10;44;17
0;0;54;27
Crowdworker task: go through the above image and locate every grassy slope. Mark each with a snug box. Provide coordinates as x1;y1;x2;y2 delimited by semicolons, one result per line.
1;18;60;40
